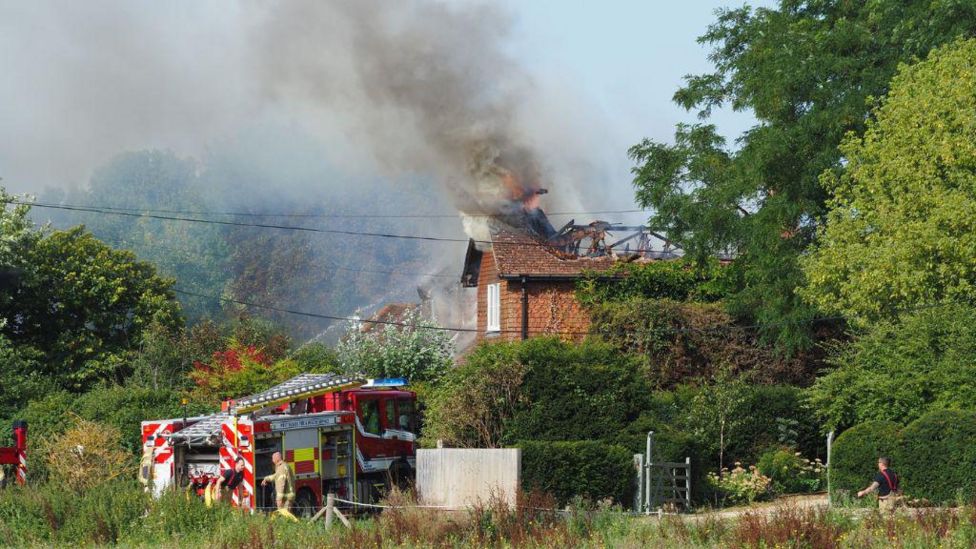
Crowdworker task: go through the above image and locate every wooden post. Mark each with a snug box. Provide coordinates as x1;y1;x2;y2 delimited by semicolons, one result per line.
324;493;335;528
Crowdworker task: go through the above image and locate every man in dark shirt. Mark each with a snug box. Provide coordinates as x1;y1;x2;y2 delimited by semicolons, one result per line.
214;456;246;503
857;456;900;511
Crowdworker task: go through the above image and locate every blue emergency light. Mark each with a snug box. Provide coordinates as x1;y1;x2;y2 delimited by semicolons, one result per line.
363;378;408;388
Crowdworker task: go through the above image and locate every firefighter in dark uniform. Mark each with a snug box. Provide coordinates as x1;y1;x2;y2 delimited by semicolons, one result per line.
857;456;901;511
214;456;246;503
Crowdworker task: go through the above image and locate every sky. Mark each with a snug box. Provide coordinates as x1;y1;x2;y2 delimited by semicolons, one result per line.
0;0;775;226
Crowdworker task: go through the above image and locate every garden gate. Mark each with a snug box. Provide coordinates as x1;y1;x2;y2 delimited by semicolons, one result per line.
634;431;691;513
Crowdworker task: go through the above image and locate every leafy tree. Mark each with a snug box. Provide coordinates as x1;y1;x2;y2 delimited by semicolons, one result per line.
801;39;976;322
575;259;729;306
0;224;182;393
587;298;813;387
57;150;230;322
807;303;976;432
189;339;300;402
336;307;454;383
630;1;976;351
688;368;747;472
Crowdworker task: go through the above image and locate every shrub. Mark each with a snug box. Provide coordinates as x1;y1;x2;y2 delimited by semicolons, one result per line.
828;420;902;500
896;409;976;504
586;298;812;386
757;448;825;494
706;464;773;505
519;440;634;506
423;338;653;448
46;418;131;492
808;304;976;432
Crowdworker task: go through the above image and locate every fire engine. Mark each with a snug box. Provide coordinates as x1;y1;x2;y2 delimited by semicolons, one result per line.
0;420;27;486
141;374;417;515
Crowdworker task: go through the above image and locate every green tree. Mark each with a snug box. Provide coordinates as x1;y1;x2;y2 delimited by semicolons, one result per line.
801;39;976;322
336;307;454;383
61;150;230;322
807;303;976;432
630;1;976;351
1;226;182;392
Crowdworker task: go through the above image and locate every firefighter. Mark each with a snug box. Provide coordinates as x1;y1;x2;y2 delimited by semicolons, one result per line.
214;456;246;503
261;451;296;513
857;456;901;512
138;441;155;492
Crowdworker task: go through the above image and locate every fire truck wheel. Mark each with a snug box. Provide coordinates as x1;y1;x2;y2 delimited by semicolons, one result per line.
293;488;317;519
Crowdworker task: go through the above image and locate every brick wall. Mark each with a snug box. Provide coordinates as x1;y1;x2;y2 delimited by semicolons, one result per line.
474;251;591;343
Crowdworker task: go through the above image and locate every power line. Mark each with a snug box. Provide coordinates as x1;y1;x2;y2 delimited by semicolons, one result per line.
11;199;662;251
105;237;459;279
24;199;647;219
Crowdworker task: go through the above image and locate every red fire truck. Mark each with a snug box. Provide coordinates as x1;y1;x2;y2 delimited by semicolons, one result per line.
0;420;27;486
141;374;418;515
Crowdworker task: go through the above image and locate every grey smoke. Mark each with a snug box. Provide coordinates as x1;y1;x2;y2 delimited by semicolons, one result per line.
253;1;549;215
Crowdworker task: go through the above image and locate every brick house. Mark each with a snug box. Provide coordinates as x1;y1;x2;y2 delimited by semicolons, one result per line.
461;226;620;342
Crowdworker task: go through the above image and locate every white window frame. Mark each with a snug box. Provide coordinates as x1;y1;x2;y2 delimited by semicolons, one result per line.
486;283;501;333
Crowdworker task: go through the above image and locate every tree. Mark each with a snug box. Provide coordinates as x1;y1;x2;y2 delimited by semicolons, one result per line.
630;1;976;351
336;307;454;383
53;150;231;323
688;368;747;472
0;225;182;393
801;39;976;322
807;303;976;432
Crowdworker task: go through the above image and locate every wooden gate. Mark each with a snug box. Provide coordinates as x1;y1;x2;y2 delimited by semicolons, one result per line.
634;431;691;513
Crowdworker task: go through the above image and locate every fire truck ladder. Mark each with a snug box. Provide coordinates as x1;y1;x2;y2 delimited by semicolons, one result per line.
231;373;364;415
167;414;229;447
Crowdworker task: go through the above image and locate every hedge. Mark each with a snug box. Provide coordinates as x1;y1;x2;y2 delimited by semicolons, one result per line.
518;440;634;506
828;420;902;499
829;411;976;504
896;410;976;504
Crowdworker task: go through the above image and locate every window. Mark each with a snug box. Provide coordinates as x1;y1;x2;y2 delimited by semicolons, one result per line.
358;399;381;435
384;399;396;428
397;398;417;433
486;283;501;332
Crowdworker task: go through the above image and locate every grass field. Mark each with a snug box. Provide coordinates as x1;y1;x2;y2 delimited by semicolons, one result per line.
2;482;976;547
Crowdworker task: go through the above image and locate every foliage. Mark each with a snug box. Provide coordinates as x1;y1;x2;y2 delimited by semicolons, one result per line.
587;298;814;387
1;225;182;394
897;410;976;504
828;420;903;501
59;150;230;323
501;338;652;445
337;307;454;383
190;339;300;401
45;417;131;492
21;385;213;482
575;259;728;307
0;335;49;421
706;464;773;506
688;368;747;472
291;342;341;373
519;440;635;506
807;304;976;432
423;342;526;448
630;1;976;352
802;39;976;323
0;480;147;546
756;448;825;495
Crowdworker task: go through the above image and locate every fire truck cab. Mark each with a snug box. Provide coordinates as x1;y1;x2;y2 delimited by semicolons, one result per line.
141;374;418;515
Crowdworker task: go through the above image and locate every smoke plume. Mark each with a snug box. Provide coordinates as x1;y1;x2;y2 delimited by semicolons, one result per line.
252;1;552;221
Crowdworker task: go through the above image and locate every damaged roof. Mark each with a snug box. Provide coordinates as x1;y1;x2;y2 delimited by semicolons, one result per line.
462;225;622;286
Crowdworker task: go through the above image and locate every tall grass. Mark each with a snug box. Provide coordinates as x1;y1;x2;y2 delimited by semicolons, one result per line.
4;482;976;547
